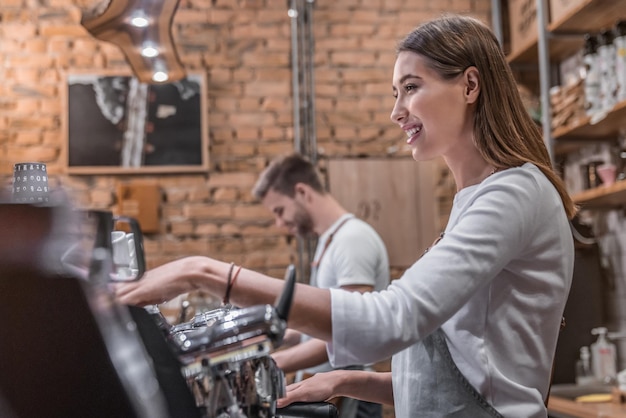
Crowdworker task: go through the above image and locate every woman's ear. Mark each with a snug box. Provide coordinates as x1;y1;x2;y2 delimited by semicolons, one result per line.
464;66;480;104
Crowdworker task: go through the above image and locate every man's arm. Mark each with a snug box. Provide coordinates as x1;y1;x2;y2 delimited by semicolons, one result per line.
272;338;330;373
273;284;374;373
277;370;394;407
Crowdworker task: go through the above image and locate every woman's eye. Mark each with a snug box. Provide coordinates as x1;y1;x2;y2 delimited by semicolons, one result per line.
404;84;417;93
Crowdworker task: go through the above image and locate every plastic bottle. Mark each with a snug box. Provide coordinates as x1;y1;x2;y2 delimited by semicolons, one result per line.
576;346;596;385
582;33;601;116
590;327;617;384
614;20;626;102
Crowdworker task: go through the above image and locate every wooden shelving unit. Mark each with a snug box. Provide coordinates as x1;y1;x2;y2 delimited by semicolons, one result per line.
553;99;626;141
507;0;626;66
572;180;626;208
504;0;626;208
547;0;626;33
506;36;583;66
552;99;626;156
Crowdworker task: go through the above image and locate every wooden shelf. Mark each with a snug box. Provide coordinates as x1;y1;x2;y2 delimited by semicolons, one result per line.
553;99;626;140
552;99;626;156
507;37;584;66
504;0;626;206
548;0;626;33
507;37;540;65
507;0;626;66
572;180;626;208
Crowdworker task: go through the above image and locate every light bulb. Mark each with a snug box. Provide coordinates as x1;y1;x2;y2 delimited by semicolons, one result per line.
152;71;169;83
130;16;149;28
141;46;159;57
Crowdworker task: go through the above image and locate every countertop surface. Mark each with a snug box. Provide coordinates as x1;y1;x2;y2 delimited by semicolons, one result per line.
548;384;626;417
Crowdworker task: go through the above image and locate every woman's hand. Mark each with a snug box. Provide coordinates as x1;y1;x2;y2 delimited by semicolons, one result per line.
277;371;342;408
114;256;227;306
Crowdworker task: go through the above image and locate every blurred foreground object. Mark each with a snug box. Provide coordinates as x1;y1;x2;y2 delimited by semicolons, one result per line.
0;202;169;418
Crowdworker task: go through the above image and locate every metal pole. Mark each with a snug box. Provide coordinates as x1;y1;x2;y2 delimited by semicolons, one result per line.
491;0;503;46
536;0;555;166
289;0;301;154
305;0;317;165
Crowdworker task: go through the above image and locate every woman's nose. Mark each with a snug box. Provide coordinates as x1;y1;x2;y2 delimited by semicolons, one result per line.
390;100;407;123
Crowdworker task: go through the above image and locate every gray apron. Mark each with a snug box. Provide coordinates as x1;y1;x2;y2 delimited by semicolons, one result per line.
410;328;504;417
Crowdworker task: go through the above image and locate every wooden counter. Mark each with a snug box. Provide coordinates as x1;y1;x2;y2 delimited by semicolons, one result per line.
548;395;626;418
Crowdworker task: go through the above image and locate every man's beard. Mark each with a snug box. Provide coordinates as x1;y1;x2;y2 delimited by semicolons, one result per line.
293;204;315;237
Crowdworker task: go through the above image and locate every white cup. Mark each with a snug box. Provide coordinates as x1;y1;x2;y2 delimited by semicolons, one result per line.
125;232;139;274
111;230;133;280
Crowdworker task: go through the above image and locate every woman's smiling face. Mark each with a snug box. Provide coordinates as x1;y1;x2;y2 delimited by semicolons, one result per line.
390;51;475;162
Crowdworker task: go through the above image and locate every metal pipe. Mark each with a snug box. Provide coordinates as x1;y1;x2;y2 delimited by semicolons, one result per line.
491;0;503;46
536;0;554;166
305;0;317;164
289;0;301;154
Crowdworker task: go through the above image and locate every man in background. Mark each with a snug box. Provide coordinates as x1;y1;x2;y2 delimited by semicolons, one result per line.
252;153;390;418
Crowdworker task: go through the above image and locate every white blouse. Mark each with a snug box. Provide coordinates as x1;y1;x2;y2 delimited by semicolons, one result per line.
327;163;574;418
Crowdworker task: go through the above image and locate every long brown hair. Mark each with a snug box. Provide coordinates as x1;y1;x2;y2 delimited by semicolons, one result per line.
397;14;577;219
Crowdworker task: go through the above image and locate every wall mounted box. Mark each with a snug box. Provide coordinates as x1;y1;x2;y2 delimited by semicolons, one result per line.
549;0;586;25
116;181;161;233
508;0;540;58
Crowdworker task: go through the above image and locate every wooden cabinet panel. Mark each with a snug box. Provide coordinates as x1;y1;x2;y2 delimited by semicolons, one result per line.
327;158;438;268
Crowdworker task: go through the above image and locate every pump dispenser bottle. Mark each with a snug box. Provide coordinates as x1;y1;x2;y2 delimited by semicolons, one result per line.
590;327;617;384
576;346;596;385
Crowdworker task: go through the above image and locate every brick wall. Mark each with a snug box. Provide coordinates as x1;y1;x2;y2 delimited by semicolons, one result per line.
0;0;491;279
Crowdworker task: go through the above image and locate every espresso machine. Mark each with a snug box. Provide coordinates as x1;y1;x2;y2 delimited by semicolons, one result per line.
0;203;170;418
138;265;339;418
80;209;337;417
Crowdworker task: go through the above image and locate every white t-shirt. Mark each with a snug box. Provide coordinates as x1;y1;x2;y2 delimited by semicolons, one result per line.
311;213;390;292
303;213;390;374
327;163;574;417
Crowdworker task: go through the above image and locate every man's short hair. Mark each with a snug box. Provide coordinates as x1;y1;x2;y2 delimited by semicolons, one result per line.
252;153;325;199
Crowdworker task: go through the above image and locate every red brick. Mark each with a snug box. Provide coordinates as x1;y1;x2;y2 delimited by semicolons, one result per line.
13;131;41;146
170;219;195;235
233;204;273;221
196;223;220;235
162;205;184;218
242;51;289;67
184;202;232;219
90;188;115;207
256;142;293;156
260;97;290;112
220;223;241;235
207;172;256;188
188;186;210;202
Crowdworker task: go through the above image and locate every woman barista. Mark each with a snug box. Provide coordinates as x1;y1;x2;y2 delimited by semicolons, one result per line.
116;14;577;417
